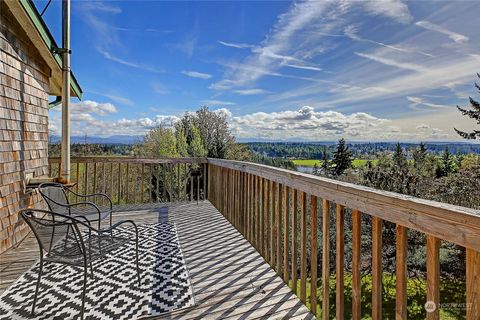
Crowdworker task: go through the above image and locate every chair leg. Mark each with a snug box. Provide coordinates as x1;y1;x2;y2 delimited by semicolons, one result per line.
134;226;141;286
31;257;43;316
80;262;88;320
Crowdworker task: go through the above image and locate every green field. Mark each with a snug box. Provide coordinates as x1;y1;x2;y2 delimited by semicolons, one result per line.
293;159;377;168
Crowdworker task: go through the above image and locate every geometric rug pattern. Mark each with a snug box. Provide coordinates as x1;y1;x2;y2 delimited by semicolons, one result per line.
0;223;195;319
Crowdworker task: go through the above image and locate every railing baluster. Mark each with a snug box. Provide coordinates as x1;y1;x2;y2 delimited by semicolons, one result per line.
271;181;277;267
102;162;106;205
372;216;383;320
336;204;345;320
84;162;88;196
260;177;264;256
110;162;113;202
93;162;97;202
300;191;307;304
426;235;440;320
291;189;298;295
141;163;145;204
396;224;408;320
133;164;137;204
276;184;282;275
283;186;290;284
466;248;480;320
352;208;362;320
117;163;121;205
310;195;318;315
203;163;207;200
190;166;194;202
322;199;330;320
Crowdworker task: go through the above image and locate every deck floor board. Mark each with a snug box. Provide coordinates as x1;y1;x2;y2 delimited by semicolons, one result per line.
0;201;315;319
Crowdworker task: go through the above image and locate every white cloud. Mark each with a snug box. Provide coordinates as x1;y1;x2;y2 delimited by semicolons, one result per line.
416;21;469;44
181;70;213;79
52;100;117;116
229;106;392;140
233;89;269;95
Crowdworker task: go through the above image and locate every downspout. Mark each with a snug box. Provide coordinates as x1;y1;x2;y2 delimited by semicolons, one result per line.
60;0;70;183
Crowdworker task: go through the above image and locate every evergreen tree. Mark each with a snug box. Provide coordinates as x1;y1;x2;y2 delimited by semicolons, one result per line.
440;147;454;176
321;146;330;176
454;74;480;139
412;142;427;170
393;142;407;168
332;138;352;176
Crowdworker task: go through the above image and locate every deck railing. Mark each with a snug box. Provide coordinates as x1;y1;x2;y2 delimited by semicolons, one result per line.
207;158;480;320
47;156;480;319
48;157;208;205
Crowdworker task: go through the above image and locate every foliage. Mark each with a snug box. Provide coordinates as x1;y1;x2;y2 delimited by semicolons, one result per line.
331;138;353;176
455;73;480;139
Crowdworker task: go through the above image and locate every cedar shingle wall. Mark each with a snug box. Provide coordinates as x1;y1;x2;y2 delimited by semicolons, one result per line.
0;3;51;253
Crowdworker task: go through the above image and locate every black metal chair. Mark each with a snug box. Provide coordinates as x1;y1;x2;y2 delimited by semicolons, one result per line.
38;182;113;229
20;208;141;319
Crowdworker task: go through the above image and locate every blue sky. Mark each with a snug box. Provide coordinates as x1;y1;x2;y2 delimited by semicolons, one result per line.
39;0;480;141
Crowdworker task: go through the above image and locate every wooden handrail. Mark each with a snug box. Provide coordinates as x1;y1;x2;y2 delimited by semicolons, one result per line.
207;158;480;251
207;158;480;320
48;157;208;205
48;156;208;164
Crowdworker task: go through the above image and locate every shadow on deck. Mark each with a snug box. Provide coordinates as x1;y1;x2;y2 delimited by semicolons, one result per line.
0;201;315;320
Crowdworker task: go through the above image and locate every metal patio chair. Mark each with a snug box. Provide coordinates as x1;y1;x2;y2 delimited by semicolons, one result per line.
20;208;141;320
39;182;113;229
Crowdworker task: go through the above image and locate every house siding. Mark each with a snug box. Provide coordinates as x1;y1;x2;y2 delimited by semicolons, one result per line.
0;2;50;253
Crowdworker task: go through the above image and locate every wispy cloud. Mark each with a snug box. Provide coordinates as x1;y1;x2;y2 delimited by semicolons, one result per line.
152;83;170;95
416;21;469;43
233;89;269;95
87;91;134;106
201;100;236;106
360;0;412;23
407;96;449;109
99;50;163;73
344;25;434;58
354;52;427;72
212;0;415;91
181;70;212;79
218;41;255;49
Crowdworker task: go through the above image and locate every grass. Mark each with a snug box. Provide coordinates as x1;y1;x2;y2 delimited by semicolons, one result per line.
292;159;378;168
286;273;465;319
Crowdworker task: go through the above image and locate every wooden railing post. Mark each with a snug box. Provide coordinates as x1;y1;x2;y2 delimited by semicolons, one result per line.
322;199;330;319
466;248;480;320
426;235;440;320
310;195;318;315
372;216;383;320
352;209;362;320
336;204;345;320
396;225;408;320
291;189;298;295
283;186;290;284
300;191;307;304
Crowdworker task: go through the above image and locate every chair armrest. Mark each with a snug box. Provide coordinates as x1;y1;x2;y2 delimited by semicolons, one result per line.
65;189;113;211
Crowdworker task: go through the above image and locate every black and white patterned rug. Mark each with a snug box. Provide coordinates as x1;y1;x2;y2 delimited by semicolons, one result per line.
0;222;195;319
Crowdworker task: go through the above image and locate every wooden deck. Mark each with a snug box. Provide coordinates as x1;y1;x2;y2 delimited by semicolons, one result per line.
0;201;315;319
